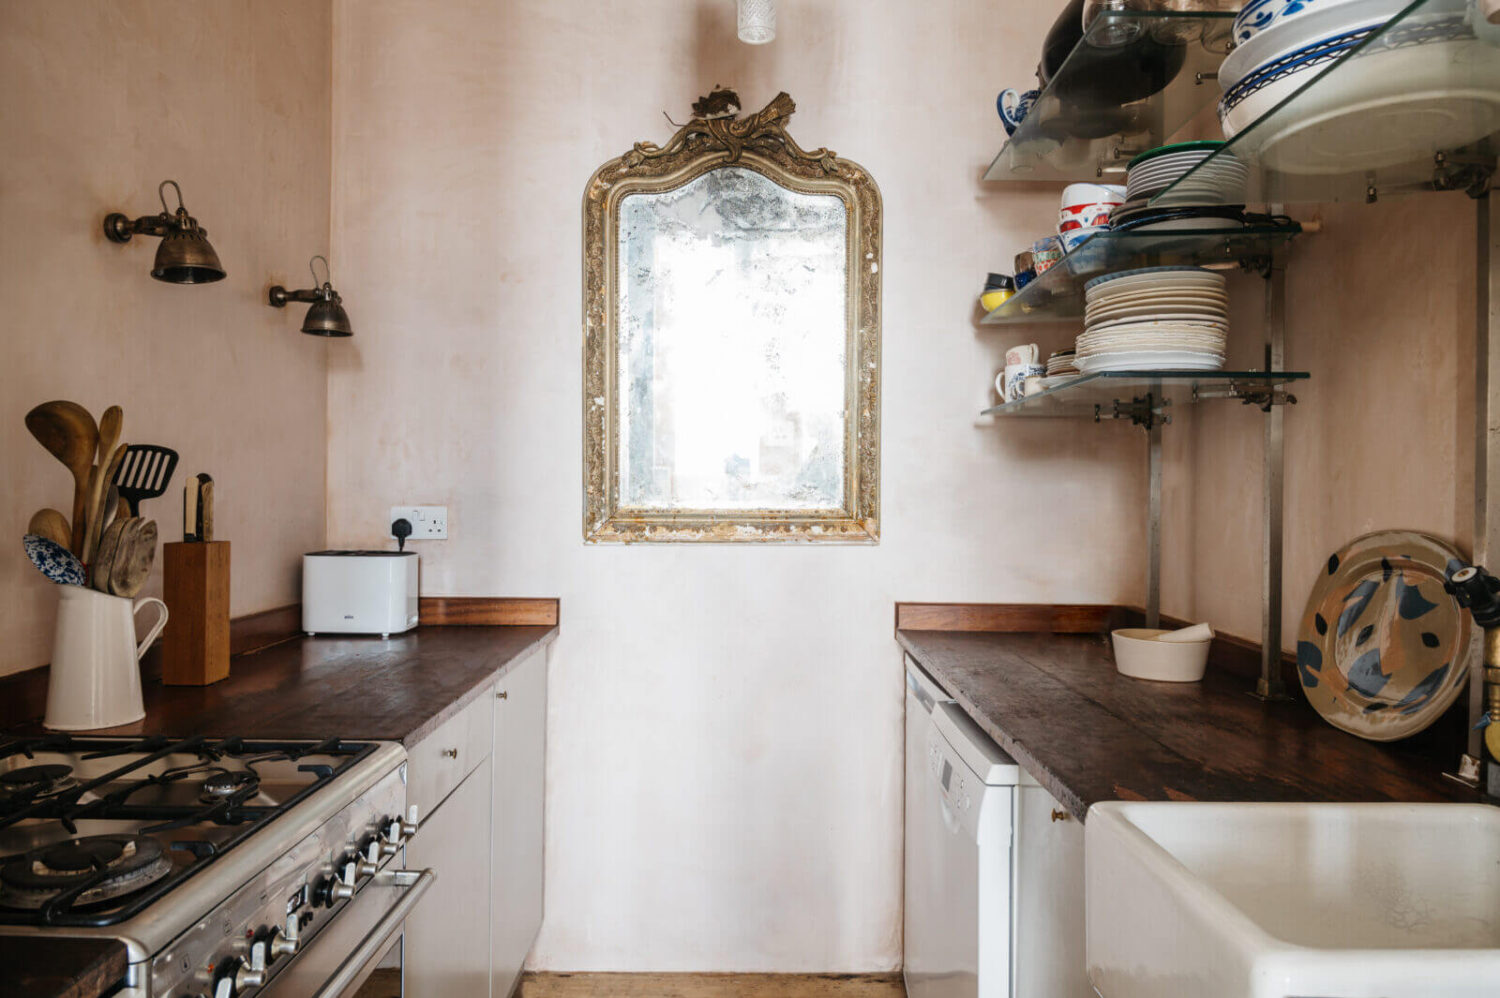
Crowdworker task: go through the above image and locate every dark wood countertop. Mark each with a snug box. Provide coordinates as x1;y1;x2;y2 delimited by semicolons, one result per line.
897;627;1481;821
0;938;127;998
0;624;557;745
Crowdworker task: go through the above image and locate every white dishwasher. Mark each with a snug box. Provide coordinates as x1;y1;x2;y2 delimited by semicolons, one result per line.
905;664;1020;998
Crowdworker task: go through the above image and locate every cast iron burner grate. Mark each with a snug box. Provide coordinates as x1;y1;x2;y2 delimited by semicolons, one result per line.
0;735;375;927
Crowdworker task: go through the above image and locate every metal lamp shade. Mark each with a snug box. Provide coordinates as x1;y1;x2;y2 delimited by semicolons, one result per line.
301;297;353;337
151;227;225;284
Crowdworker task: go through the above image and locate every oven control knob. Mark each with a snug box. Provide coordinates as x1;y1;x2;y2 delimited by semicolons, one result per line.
235;937;268;989
401;804;420;837
381;816;403;855
212;958;241;998
356;838;381;877
272;912;301;957
331;858;358;900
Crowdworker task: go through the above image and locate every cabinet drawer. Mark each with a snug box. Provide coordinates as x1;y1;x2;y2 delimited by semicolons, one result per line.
407;683;494;819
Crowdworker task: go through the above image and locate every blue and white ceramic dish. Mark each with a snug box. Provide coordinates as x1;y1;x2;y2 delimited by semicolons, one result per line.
23;533;86;587
1296;530;1472;742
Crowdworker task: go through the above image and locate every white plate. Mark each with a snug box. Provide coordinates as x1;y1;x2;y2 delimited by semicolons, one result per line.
1079;327;1228;344
1087;284;1229;302
1085;315;1230;332
1222;0;1404;90
1087;290;1230;310
1086;270;1225;297
1086;297;1230;317
1076;351;1226;372
1222;24;1500;176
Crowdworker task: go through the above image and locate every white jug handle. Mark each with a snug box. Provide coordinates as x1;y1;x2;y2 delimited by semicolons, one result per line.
132;597;170;660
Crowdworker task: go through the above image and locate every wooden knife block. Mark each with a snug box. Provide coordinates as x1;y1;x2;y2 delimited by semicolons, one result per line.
161;541;231;686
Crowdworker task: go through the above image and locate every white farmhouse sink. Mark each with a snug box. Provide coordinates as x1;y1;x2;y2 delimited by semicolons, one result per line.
1086;802;1500;998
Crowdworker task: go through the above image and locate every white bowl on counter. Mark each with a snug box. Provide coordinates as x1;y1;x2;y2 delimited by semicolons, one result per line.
1110;628;1211;682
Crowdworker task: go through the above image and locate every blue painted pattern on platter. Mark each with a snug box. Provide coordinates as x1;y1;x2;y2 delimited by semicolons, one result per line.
1296;531;1473;742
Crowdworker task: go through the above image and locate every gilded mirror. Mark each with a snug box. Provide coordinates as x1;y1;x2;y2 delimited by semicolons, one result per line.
583;89;881;542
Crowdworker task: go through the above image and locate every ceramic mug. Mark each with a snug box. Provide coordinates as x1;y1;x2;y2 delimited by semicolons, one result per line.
996;88;1041;135
46;585;168;730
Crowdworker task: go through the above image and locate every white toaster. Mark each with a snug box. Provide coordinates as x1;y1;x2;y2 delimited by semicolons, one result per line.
302;551;419;638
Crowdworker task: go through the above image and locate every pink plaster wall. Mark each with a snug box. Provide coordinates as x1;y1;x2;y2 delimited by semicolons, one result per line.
1160;197;1478;648
328;0;1147;971
0;1;333;676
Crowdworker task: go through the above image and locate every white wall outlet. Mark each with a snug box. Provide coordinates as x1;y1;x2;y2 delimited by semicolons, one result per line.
390;505;447;540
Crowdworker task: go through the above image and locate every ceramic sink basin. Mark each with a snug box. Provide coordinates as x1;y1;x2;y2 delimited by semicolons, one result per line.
1085;802;1500;998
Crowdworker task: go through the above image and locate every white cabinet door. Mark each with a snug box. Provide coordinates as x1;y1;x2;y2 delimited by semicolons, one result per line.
404;755;493;998
491;646;548;998
1013;783;1091;997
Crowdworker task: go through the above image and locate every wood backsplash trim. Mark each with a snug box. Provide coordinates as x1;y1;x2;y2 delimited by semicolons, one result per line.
229;604;302;656
894;602;1126;634
418;597;560;627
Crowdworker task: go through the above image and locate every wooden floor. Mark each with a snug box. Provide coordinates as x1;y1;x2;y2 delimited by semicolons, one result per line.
355;970;906;997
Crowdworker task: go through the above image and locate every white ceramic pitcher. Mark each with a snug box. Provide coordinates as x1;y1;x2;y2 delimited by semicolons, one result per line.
45;585;168;730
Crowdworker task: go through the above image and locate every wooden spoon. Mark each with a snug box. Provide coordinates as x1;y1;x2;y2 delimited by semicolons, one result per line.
91;516;128;593
82;443;127;566
27;509;71;549
25;401;98;556
109;518;158;599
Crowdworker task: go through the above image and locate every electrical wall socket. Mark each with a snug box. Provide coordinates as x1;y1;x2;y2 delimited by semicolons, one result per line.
390;505;447;540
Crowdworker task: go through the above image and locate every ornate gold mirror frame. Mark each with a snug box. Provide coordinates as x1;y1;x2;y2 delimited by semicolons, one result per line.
582;90;882;543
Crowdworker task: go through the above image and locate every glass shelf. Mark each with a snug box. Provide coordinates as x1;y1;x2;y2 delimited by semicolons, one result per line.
982;370;1310;418
984;10;1235;183
980;222;1300;324
1152;0;1500;206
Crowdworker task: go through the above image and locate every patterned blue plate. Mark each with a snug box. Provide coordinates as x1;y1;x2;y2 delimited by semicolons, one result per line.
1296;530;1471;742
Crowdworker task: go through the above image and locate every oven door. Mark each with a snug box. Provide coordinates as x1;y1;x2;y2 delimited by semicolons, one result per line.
261;868;434;998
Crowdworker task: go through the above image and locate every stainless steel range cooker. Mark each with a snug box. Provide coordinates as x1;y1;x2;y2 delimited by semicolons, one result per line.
0;734;432;997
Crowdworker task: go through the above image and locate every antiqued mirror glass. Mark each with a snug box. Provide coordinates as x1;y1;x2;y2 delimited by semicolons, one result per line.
584;89;881;542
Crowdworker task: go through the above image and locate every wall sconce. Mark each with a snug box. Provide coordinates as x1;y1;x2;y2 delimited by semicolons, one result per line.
103;180;226;284
268;255;353;337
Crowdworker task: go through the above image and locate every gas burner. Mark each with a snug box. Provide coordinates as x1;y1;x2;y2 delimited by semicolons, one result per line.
199;770;258;803
0;765;77;800
0;834;171;910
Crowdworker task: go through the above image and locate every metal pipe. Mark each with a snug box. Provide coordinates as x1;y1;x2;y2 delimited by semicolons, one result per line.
1473;193;1500;767
1257;247;1288;699
1147;421;1162;629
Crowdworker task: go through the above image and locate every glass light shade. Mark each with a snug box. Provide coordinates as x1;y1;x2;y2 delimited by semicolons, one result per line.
737;0;775;43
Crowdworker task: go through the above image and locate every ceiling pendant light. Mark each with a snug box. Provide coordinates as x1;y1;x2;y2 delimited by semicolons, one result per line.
736;0;775;44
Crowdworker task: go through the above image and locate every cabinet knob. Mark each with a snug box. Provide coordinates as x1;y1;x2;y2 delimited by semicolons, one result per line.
1051;809;1071;822
496;690;508;700
441;747;458;759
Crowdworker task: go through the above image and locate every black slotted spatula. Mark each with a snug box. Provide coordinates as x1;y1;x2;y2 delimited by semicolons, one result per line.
113;444;179;517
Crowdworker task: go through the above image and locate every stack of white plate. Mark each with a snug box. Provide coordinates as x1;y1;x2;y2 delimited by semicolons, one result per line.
1124;142;1247;204
1218;0;1500;174
1078;267;1228;373
1039;349;1081;388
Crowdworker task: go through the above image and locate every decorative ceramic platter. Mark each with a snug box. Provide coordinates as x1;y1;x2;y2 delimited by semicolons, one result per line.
1296;530;1472;742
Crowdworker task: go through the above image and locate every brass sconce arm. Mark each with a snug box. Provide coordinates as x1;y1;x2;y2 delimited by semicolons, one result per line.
103;210;209;243
268;284;336;307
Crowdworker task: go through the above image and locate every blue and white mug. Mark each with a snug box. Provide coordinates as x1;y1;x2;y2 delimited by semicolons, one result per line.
997;88;1041;135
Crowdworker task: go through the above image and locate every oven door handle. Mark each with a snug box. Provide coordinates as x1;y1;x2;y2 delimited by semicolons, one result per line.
310;867;436;998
